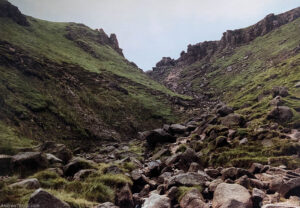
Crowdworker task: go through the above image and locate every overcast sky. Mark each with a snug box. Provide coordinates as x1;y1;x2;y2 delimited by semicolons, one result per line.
9;0;300;70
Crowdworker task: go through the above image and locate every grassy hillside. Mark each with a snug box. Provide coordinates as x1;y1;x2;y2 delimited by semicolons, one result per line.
0;2;191;152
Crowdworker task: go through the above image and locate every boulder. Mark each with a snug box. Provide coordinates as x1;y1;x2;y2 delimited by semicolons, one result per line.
143;129;176;148
188;162;201;172
252;188;265;208
9;178;40;189
212;183;252;208
216;105;234;117
204;168;221;179
176;148;200;172
144;160;161;177
116;184;134;208
180;188;208;208
169;124;188;134
279;177;300;197
267;106;293;122
142;192;171;208
215;136;229;147
28;189;70;208
168;172;211;188
96;202;119;208
46;153;63;164
0;154;12;175
73;169;96;180
63;157;95;176
208;179;223;192
220;114;245;127
221;167;238;180
272;86;289;97
270;96;284;106
295;81;300;88
11;152;48;175
40;141;72;164
249;163;264;174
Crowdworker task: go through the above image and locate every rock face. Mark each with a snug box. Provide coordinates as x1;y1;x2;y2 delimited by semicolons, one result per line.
212;183;252;208
142;193;171;208
149;7;300;93
0;0;29;26
28;189;70;208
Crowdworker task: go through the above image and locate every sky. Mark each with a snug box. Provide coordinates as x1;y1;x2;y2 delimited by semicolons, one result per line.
9;0;300;71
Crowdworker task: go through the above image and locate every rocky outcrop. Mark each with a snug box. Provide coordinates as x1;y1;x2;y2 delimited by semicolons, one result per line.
149;7;300;93
65;25;124;57
28;189;70;208
0;0;29;26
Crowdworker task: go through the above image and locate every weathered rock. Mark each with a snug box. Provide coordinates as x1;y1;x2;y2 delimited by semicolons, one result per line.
40;141;72;164
220;114;245;127
216;105;234;117
188;162;201;173
272;86;289;98
0;154;12;175
143;129;176;148
239;138;248;145
212;183;252;208
168;172;211;188
63;157;95;176
0;0;29;26
28;189;70;208
158;172;173;184
295;81;300;88
169;124;188;134
208;179;223;192
252;188;265;208
139;184;151;197
215;136;229;147
73;169;96;180
151;148;170;160
104;165;123;174
180;188;208;208
267;106;293;122
9;178;40;189
249;163;264;174
270;96;284;106
166;186;178;201
236;175;250;189
279;177;300;197
97;202;119;208
142;192;171;208
205;168;221;179
221;167;238;180
176;148;200;172
116;184;134;208
144;160;161;177
11;152;48;175
46;153;63;164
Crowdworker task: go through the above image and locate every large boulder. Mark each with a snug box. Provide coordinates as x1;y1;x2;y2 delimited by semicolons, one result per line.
9;178;40;189
0;154;12;176
63;157;95;176
142;129;176;148
220;114;245;127
180;188;208;208
142;192;171;208
40;141;72;164
28;189;70;208
267;106;293;122
212;183;252;208
11;152;48;175
168;172;211;188
278;177;300;197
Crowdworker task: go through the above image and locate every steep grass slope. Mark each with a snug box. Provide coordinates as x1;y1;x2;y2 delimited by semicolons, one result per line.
0;0;191;152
